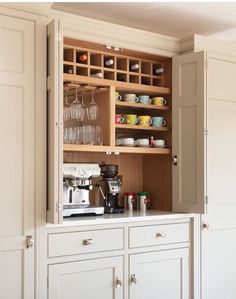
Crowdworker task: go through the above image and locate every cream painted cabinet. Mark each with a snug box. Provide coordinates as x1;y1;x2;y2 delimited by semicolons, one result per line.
48;256;124;299
129;248;189;299
173;51;236;297
0;14;35;298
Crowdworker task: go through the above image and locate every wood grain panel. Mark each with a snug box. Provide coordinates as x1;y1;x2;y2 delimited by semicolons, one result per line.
63;152;143;207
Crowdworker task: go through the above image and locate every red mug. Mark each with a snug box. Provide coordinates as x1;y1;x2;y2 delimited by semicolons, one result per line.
115;114;125;124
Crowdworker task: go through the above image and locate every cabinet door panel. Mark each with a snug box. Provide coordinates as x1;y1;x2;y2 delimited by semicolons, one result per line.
172;51;206;213
49;256;123;299
47;19;63;224
129;248;189;299
0;15;34;298
206;56;236;218
202;226;236;299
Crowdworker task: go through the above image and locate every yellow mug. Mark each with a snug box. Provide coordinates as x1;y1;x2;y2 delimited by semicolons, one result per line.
152;97;167;106
115;91;122;101
138;115;152;126
124;114;138;125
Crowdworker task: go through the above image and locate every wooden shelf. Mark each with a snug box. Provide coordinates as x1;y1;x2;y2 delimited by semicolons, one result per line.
63;74;170;95
64;144;112;153
115;123;170;131
63;144;170;155
115;101;169;111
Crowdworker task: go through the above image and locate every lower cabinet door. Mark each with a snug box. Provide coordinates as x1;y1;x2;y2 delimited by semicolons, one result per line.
129;248;189;299
48;256;124;299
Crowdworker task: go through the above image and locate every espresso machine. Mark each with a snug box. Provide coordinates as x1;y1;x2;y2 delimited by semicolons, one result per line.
63;163;104;217
97;163;124;213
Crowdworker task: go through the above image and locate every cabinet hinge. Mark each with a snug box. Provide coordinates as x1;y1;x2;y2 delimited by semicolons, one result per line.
56;201;63;212
205;195;209;207
205;129;208;136
56;30;62;42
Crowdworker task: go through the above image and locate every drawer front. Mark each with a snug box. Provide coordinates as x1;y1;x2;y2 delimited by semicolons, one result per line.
48;228;124;257
129;223;189;248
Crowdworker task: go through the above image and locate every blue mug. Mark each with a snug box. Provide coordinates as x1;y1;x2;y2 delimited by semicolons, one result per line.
138;95;151;105
151;116;166;127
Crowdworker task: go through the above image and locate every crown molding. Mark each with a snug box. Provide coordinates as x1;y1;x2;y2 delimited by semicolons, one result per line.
0;3;180;57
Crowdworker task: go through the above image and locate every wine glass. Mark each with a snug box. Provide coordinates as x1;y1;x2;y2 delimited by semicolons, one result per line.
87;91;98;121
63;91;71;121
70;87;82;121
80;95;86;122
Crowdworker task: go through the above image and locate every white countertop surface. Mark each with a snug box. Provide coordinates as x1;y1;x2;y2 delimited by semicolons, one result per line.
47;210;193;228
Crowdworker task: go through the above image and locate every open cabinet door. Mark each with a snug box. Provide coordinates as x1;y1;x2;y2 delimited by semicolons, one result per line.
47;19;63;224
172;51;207;213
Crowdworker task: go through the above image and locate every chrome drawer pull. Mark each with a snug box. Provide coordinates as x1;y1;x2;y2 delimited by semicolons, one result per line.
156;232;167;238
130;274;138;285
115;277;123;288
82;239;93;246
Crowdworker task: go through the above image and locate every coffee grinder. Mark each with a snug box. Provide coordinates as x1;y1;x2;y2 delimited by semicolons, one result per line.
97;162;124;213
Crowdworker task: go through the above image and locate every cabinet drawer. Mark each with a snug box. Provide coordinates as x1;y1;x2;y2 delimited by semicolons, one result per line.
48;228;124;257
129;223;189;248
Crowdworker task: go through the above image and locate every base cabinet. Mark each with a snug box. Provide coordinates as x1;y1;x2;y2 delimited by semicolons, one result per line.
129;248;189;299
47;218;191;299
48;256;124;299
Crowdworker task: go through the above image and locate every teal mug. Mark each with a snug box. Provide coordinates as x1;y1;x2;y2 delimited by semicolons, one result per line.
151;116;166;127
138;95;151;105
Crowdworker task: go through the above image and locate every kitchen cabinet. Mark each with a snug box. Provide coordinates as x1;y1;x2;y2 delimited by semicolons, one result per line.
47;217;191;299
129;248;189;299
46;13;236;299
0;14;35;298
173;51;236;296
48;256;124;299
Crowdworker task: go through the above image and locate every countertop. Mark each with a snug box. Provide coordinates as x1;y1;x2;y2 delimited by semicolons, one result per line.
47;210;194;228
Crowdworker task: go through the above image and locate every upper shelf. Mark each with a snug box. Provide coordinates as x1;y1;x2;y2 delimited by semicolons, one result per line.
63;74;170;95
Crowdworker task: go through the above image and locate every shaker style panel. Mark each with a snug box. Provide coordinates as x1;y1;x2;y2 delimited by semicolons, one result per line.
48;228;124;257
48;256;124;299
172;51;206;214
129;248;189;299
129;222;189;248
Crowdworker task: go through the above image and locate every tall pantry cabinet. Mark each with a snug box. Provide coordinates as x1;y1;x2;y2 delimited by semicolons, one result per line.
0;13;35;298
0;6;46;299
173;49;236;298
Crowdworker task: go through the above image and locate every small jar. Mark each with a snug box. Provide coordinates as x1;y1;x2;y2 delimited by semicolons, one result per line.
137;192;150;211
124;192;136;211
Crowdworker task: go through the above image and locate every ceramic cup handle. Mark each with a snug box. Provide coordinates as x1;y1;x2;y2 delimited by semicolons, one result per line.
162;120;166;127
135;97;139;103
117;95;122;101
163;99;167;105
120;117;125;124
148;119;152;125
134;118;138;125
147;98;151;104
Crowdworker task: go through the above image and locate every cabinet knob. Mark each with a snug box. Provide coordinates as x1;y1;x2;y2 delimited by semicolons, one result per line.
172;155;178;166
156;232;167;238
130;274;138;285
25;235;34;249
115;277;123;288
203;223;210;231
82;239;93;246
